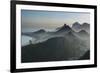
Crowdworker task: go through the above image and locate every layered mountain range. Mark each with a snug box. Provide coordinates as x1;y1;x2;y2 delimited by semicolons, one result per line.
22;22;90;63
72;22;90;33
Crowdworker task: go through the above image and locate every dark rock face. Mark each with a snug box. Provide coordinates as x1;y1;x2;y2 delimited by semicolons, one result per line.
56;24;72;33
79;50;90;60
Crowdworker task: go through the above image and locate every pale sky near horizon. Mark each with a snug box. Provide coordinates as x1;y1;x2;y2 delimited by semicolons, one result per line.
21;10;90;32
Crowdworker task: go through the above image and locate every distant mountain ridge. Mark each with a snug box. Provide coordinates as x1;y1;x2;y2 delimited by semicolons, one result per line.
22;22;89;36
72;22;90;33
22;22;90;62
34;29;46;34
22;23;89;44
72;22;81;30
78;30;89;35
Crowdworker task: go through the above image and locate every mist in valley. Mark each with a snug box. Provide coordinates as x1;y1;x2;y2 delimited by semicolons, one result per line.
21;23;90;63
21;10;90;63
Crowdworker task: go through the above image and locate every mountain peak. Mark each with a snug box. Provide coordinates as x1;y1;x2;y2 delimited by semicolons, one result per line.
64;23;67;27
57;24;71;32
79;30;87;33
34;29;46;34
73;22;80;25
72;22;81;28
64;23;69;27
82;23;89;26
57;24;72;32
78;30;89;36
82;23;90;28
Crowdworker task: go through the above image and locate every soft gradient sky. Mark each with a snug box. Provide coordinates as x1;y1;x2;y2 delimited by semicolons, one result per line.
21;10;90;32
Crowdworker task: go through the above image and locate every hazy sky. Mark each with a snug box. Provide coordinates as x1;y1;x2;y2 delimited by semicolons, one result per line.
21;10;90;32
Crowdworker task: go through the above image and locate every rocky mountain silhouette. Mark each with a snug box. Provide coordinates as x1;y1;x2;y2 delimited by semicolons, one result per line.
82;23;90;29
72;22;90;33
33;29;46;34
81;23;90;33
78;30;89;35
72;22;81;31
22;23;90;62
56;24;72;33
